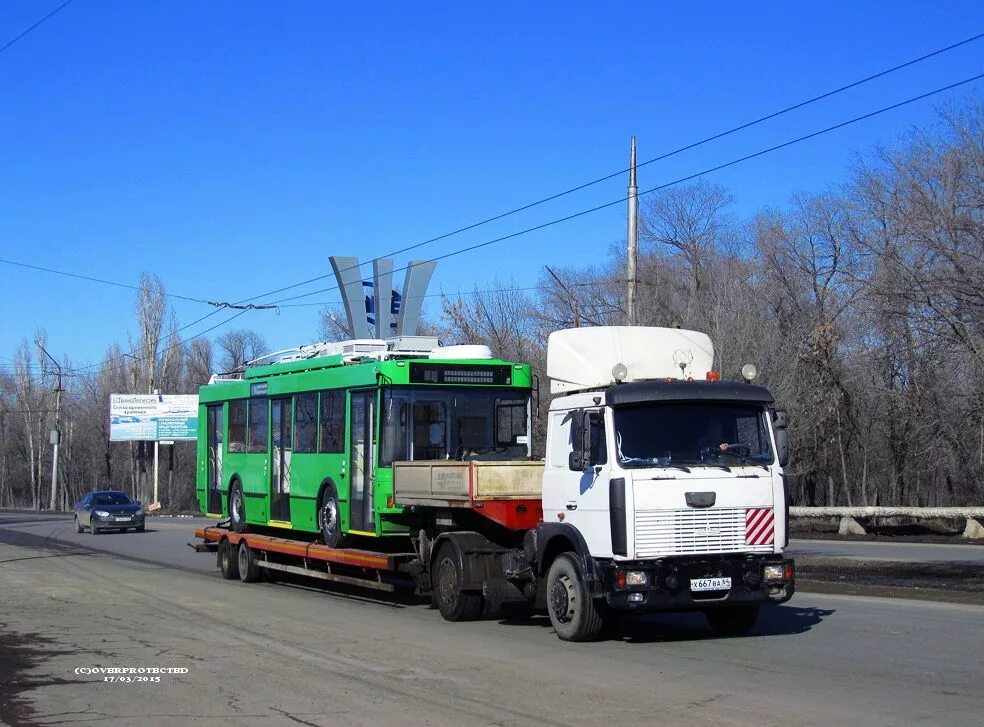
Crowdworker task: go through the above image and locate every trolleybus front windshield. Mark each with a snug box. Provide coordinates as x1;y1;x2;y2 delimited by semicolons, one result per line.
380;387;531;465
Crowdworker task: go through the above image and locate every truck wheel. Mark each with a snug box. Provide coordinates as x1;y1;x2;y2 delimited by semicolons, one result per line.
318;484;344;549
546;553;605;642
218;540;240;580
433;542;483;621
230;481;247;533
704;605;760;636
237;541;263;583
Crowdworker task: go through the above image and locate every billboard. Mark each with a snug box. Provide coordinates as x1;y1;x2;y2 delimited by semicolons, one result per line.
110;394;199;442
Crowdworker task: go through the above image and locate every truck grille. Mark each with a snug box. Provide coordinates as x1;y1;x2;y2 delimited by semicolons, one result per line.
634;507;774;557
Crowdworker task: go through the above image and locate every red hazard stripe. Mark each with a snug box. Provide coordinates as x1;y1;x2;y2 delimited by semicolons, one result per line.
745;508;775;545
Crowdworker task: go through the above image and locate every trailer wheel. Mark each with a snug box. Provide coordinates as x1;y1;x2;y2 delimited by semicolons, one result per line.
237;541;263;583
218;540;240;580
230;481;246;533
546;553;605;642
433;541;483;622
704;605;759;636
318;483;343;549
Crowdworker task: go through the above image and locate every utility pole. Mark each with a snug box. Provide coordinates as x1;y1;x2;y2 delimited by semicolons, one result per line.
626;136;639;326
36;341;64;511
153;389;160;506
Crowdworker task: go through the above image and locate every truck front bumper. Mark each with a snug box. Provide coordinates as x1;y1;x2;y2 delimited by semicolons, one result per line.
602;554;794;612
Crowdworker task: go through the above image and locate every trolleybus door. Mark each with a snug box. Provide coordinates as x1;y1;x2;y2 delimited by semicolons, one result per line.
348;390;375;533
270;397;292;523
206;404;223;515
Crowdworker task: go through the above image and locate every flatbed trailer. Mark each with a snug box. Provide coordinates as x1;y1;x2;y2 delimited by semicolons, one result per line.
194;526;418;592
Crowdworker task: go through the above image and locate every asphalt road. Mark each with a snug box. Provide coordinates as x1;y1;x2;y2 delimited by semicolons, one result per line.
1;512;983;725
4;512;980;569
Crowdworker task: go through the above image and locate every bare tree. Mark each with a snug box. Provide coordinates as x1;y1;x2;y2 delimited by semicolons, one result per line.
217;329;269;371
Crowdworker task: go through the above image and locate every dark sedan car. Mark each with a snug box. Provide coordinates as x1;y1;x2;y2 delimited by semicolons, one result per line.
74;490;145;534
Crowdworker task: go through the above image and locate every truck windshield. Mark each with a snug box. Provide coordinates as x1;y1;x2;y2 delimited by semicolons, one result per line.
612;401;773;468
380;387;530;466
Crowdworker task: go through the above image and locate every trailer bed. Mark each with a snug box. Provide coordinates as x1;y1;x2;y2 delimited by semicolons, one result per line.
194;526;418;591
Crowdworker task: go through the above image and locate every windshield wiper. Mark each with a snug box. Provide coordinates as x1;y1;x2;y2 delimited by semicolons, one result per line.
717;450;770;472
620;457;691;473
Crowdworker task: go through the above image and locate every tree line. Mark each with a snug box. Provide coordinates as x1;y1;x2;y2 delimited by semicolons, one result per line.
1;100;981;510
441;102;984;509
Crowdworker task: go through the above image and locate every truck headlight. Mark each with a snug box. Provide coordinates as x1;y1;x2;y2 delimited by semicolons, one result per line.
625;570;649;587
763;564;785;583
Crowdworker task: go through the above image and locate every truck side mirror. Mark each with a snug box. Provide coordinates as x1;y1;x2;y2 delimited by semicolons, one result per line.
585;410;606;467
568;411;586;471
773;409;790;467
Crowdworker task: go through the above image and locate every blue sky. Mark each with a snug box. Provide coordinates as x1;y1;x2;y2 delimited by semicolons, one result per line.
1;1;982;370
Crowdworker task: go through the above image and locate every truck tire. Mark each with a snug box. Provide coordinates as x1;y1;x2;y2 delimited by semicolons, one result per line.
229;481;247;534
218;540;240;580
237;541;263;583
546;553;605;642
433;541;483;622
704;605;759;636
318;483;343;549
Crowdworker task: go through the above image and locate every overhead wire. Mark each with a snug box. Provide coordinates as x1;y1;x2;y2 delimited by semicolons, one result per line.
266;72;984;308
0;258;278;310
30;63;984;373
233;32;984;307
0;0;75;57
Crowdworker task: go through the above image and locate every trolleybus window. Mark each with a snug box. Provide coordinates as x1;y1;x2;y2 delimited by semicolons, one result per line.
247;397;268;453
319;390;345;454
228;399;247;453
294;392;317;453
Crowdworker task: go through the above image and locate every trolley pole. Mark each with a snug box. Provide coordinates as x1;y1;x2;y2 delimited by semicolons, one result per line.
626;136;639;326
37;341;64;511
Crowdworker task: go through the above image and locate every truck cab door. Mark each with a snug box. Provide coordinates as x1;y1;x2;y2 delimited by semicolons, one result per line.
541;407;614;558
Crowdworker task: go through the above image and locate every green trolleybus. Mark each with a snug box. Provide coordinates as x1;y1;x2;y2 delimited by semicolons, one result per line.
196;339;533;546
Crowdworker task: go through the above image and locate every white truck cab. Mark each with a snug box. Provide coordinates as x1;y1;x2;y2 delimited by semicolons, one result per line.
533;327;794;639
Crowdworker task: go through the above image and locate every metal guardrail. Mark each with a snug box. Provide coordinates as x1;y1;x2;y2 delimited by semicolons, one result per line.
789;507;984;538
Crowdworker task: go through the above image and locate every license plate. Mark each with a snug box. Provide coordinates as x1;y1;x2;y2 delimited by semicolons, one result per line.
690;577;731;592
114;517;130;522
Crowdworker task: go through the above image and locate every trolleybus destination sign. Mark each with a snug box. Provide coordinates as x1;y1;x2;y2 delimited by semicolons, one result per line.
109;394;199;442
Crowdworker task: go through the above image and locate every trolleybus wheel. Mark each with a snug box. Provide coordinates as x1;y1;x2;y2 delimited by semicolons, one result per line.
237;541;262;583
433;541;483;622
546;552;605;642
218;539;240;580
229;481;246;534
318;483;344;549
